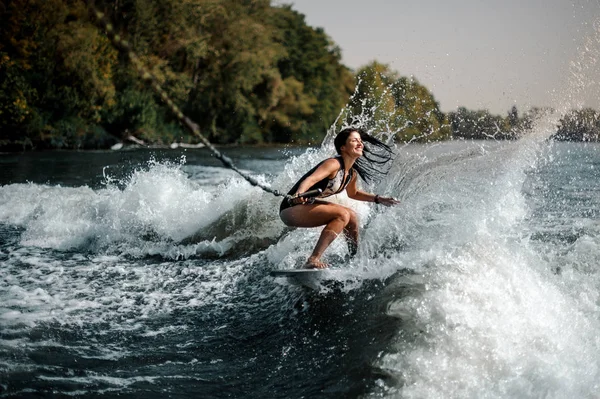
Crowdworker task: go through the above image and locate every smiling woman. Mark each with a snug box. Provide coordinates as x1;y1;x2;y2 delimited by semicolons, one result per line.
278;127;399;268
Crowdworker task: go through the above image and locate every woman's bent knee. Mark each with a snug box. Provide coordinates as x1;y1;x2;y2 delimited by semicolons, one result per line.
279;203;356;228
334;207;356;227
347;209;358;225
332;208;349;225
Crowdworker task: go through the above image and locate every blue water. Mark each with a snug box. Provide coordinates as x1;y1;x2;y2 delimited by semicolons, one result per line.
1;136;600;398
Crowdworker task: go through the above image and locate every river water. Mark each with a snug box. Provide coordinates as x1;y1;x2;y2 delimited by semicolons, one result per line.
1;133;600;397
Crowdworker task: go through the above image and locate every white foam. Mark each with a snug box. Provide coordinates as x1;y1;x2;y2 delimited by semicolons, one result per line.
378;235;600;397
0;160;281;257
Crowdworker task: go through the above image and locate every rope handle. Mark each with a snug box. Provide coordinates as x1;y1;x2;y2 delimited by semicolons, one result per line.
294;189;323;198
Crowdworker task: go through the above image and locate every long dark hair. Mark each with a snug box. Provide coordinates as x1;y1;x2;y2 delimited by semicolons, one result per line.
334;127;394;185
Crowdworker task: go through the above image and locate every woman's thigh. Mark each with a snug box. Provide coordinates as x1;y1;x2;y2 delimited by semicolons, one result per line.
279;202;351;228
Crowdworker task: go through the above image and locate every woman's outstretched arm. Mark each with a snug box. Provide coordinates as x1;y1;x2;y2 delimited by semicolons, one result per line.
346;174;400;207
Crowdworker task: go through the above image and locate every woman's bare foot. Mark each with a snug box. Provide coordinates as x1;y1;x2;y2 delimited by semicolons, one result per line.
304;257;329;269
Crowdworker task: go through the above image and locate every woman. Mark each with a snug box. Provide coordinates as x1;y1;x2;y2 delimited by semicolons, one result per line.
280;127;399;269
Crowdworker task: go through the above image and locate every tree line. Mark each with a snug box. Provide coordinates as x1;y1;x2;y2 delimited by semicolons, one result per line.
1;0;598;151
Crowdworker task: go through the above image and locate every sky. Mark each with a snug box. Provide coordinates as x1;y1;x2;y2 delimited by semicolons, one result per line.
284;0;600;114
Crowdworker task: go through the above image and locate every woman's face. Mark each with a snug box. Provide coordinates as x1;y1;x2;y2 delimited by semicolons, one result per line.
341;131;364;158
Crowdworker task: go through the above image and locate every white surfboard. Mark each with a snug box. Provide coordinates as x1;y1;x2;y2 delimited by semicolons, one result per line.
270;269;338;290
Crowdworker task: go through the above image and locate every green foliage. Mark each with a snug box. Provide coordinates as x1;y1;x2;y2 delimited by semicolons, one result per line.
1;0;597;150
450;107;503;140
342;61;450;142
0;52;36;134
448;105;532;140
272;5;354;143
554;108;600;141
0;0;119;149
0;0;357;149
103;87;156;135
185;0;288;144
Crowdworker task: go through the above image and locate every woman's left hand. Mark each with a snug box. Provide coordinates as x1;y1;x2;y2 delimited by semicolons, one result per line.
377;196;400;207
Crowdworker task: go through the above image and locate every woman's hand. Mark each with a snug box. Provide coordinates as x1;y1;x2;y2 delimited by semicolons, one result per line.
288;196;306;206
375;195;400;207
287;195;315;206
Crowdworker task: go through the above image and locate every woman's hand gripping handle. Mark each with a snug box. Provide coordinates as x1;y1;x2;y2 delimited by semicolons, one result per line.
286;189;323;206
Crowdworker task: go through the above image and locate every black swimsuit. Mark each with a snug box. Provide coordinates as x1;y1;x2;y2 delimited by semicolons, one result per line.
279;156;354;212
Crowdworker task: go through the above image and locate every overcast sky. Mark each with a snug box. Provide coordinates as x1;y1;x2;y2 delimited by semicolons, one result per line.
284;0;600;114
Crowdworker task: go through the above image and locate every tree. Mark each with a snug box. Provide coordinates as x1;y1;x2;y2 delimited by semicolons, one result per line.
554;108;600;142
179;0;287;143
0;0;119;149
449;107;511;140
343;61;450;142
271;5;354;143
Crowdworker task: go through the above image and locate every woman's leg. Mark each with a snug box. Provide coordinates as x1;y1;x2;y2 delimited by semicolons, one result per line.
280;202;357;268
343;212;359;257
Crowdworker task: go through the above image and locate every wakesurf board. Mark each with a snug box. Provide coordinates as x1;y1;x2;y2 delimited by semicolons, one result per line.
270;269;339;290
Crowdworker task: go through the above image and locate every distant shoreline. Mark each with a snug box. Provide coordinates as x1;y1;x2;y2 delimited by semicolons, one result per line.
0;141;315;154
3;137;599;156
